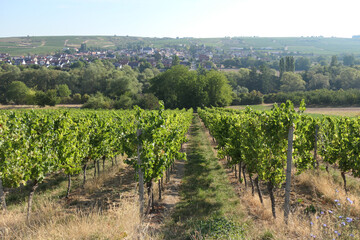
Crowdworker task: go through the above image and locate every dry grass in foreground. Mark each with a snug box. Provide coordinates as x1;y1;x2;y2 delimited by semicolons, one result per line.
0;196;141;240
0;156;186;240
0;161;158;240
226;167;360;239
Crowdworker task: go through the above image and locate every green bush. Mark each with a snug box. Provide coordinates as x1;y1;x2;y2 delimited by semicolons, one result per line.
82;92;113;109
72;93;82;104
136;93;160;110
113;95;133;109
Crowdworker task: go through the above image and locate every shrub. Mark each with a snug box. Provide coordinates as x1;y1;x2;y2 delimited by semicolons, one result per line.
82;92;113;109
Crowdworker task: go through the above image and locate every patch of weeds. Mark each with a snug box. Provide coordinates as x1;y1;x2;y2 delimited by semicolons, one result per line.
304;204;316;214
308;196;360;239
259;230;274;240
189;216;246;239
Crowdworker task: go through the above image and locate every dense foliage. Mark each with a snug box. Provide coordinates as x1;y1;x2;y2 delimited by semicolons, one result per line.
0;106;193;219
2;52;360;108
198;103;360;217
150;65;233;108
264;89;360;106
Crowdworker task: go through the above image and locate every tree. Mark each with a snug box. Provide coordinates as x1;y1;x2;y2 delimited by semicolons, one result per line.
79;61;109;94
45;89;60;106
330;55;339;67
285;56;295;72
106;70;141;98
280;72;306;92
80;43;87;52
6;81;30;104
57;84;71;98
171;55;180;66
154;52;162;62
343;55;355;66
337;67;360;89
295;57;311;71
35;89;60;107
139;60;152;73
72;93;82;104
279;58;285;77
204;70;233;107
82;92;113;109
223;59;237;68
136;93;160;110
0;64;21;103
113;94;133;109
150;65;199;108
258;65;278;93
70;60;85;69
156;61;164;69
308;73;330;90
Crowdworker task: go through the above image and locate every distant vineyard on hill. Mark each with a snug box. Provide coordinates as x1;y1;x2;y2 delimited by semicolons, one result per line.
1;36;360;55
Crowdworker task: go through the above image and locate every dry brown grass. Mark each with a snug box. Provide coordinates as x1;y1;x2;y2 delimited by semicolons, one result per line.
0;196;145;240
0;104;82;110
304;107;360;117
0;158;159;240
240;169;360;239
0;153;186;240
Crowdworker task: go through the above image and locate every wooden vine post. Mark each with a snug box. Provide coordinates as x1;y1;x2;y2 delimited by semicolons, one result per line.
0;179;6;210
137;129;144;220
313;124;319;168
284;123;294;224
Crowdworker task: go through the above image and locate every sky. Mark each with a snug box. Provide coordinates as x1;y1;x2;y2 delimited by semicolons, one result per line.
1;0;359;38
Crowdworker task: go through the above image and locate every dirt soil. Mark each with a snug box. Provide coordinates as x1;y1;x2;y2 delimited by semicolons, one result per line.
0;104;82;110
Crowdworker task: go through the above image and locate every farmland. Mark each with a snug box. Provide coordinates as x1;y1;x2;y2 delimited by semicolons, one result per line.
228;104;360;117
1;103;360;239
2;35;360;56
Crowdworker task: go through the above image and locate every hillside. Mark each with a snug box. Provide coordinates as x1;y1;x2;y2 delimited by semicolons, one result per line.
1;36;360;56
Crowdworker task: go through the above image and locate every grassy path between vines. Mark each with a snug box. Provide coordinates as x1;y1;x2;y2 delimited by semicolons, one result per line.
160;114;247;239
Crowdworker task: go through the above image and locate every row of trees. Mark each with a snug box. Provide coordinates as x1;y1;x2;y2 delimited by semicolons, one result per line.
225;56;360;105
0;60;157;107
264;89;360;106
0;61;234;109
222;54;360;71
1;53;360;108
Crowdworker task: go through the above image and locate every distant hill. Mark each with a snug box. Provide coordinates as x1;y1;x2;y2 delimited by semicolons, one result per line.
1;35;360;56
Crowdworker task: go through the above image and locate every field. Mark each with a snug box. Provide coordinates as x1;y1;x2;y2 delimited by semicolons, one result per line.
1;36;360;55
1;107;360;239
228;104;360;117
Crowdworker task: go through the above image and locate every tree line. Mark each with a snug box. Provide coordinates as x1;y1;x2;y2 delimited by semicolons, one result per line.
0;60;234;109
1;54;360;108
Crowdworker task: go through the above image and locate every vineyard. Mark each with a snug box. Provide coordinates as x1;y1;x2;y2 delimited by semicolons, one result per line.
198;101;360;239
0;104;192;230
1;102;360;239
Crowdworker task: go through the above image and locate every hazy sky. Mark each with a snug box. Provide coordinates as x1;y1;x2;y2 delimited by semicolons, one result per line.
1;0;359;38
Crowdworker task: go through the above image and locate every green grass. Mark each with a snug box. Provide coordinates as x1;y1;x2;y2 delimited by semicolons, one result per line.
162;115;246;239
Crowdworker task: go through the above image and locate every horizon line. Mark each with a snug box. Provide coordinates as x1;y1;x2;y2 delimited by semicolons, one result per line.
0;34;359;39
